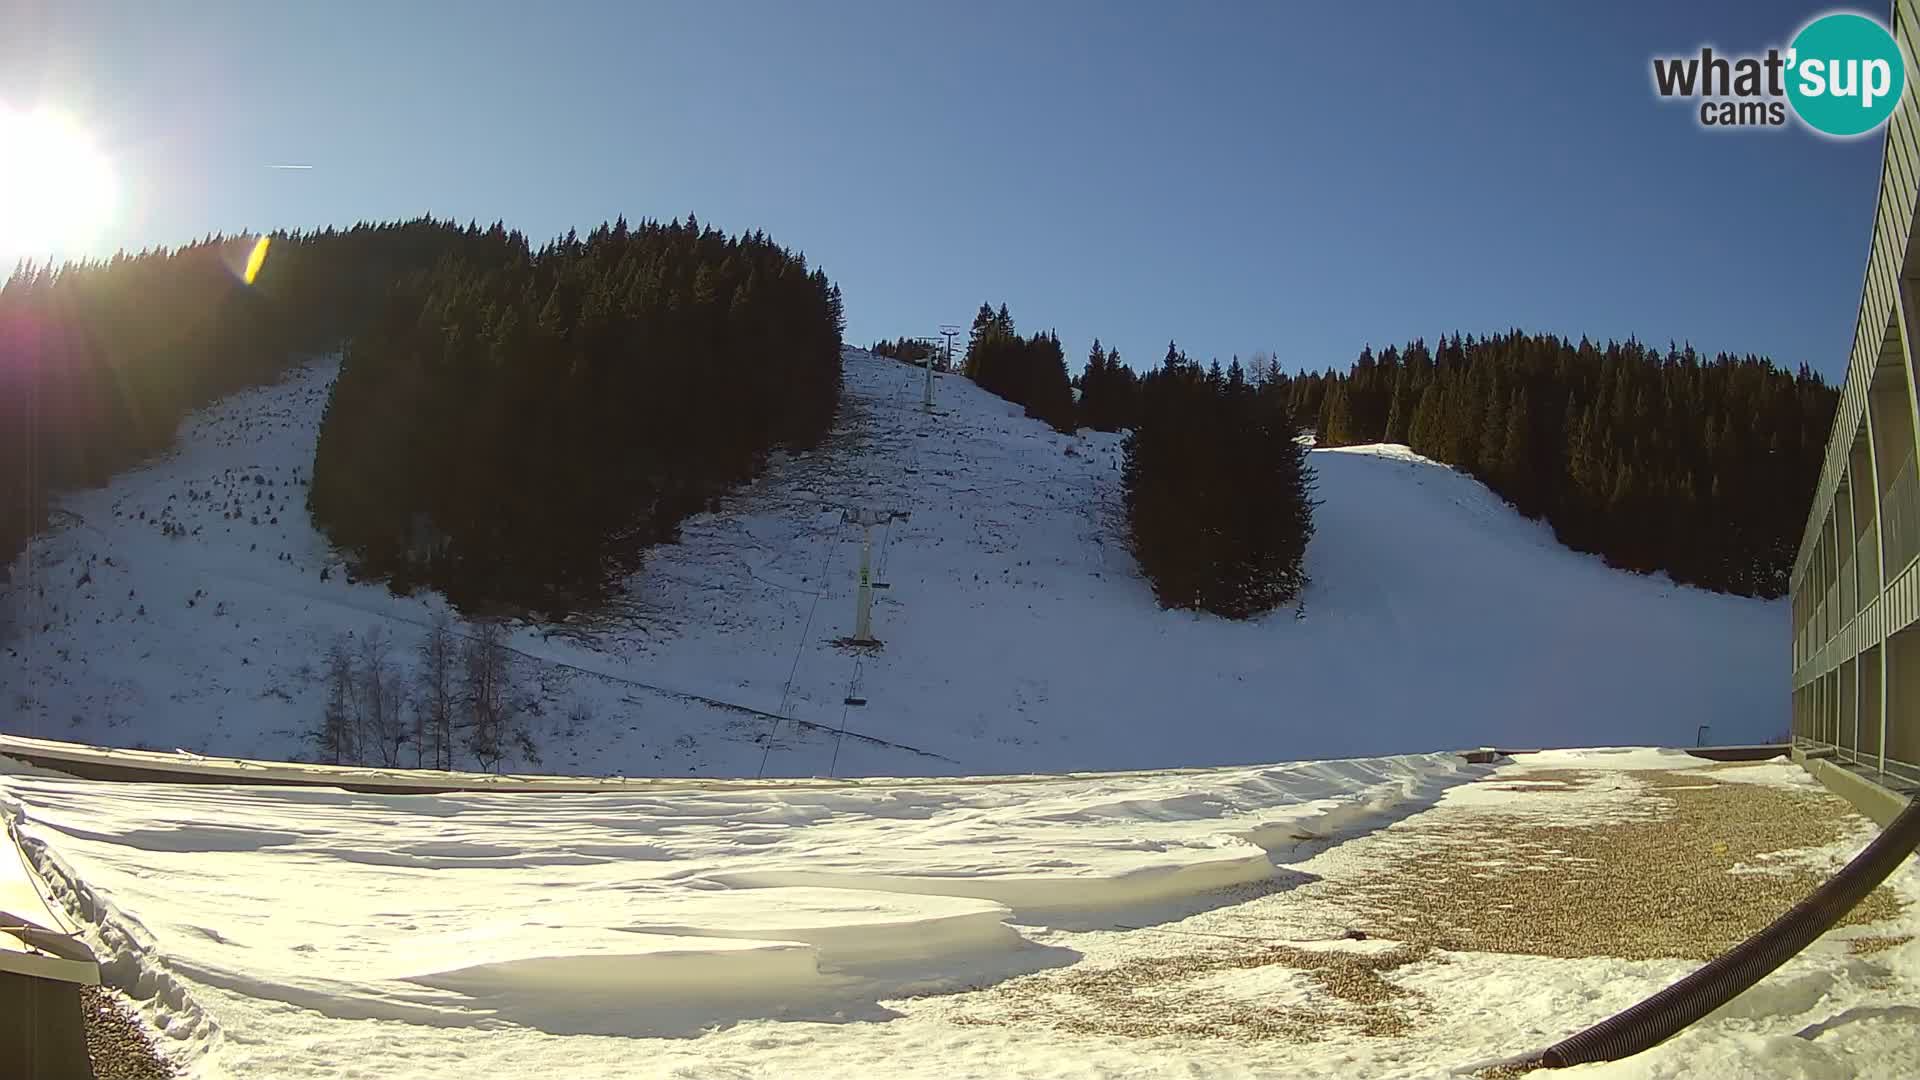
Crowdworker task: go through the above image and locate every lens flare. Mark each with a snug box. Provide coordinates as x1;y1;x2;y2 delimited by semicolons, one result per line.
244;235;271;285
0;105;117;262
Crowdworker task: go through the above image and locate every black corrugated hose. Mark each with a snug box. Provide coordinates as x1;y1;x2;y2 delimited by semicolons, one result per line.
1530;794;1920;1069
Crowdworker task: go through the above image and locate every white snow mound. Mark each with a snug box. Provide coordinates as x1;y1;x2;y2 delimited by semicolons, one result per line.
0;750;1479;1059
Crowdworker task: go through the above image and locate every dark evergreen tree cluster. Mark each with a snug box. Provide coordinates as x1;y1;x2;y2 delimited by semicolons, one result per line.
0;219;482;568
1122;345;1316;618
1076;338;1140;432
307;216;845;615
962;302;1077;433
1275;332;1835;597
869;337;947;369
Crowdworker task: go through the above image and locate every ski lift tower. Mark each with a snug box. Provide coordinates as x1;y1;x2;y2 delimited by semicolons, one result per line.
934;325;961;408
919;336;935;409
843;506;907;645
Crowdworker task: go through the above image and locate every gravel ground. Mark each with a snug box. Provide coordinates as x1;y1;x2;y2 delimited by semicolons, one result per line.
952;940;1435;1043
1848;933;1915;955
82;986;174;1080
943;760;1910;1048
1333;767;1902;961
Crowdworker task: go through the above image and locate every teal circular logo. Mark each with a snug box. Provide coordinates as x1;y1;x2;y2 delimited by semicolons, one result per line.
1787;13;1907;136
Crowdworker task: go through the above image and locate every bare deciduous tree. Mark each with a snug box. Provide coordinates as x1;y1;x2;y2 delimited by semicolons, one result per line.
415;611;458;770
357;624;409;766
463;618;522;773
1245;351;1282;389
318;633;358;764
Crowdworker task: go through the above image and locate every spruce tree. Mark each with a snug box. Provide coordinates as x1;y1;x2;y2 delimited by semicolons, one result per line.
1501;387;1535;513
305;216;845;613
1273;329;1834;596
1383;373;1412;444
1079;338;1108;428
1408;381;1442;454
1478;381;1508;483
1123;346;1315;618
1106;346;1137;430
1024;331;1077;433
1319;381;1354;446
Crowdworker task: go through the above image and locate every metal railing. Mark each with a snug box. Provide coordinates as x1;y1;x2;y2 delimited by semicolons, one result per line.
1808;739;1920;789
1883;454;1920;578
1857;525;1880;612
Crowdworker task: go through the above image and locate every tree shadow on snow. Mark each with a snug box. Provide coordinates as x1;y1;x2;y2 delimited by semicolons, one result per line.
1795;1004;1920;1040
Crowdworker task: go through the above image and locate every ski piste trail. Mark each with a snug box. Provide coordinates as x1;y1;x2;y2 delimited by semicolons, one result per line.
2;348;1783;778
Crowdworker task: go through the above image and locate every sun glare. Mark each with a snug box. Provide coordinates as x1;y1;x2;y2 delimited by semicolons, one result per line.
243;234;271;285
0;105;118;263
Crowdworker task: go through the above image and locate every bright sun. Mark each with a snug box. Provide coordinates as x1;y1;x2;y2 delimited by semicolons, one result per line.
0;105;117;262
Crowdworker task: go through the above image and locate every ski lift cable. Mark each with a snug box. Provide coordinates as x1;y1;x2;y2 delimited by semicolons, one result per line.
829;654;864;778
759;519;842;779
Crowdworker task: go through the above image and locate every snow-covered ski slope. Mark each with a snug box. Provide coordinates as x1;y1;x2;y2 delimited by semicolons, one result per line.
1;348;1782;777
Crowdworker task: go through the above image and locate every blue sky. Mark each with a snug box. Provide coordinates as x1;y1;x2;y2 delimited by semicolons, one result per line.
0;1;1889;380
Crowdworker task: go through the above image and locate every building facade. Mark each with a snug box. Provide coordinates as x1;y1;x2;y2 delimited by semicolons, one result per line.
1790;0;1920;786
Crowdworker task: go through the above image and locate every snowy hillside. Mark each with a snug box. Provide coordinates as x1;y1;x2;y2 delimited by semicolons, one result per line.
0;348;1783;777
